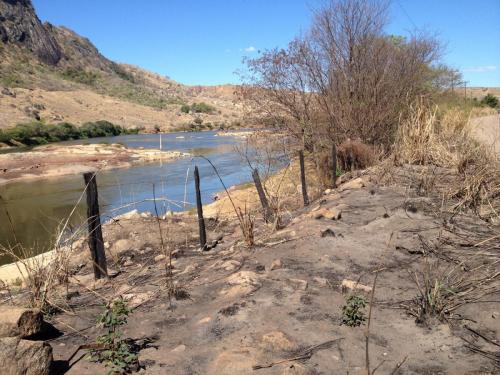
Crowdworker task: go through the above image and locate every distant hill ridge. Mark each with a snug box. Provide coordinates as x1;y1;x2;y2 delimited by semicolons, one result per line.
0;0;244;131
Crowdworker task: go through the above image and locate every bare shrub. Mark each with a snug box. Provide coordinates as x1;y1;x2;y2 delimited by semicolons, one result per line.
242;0;443;171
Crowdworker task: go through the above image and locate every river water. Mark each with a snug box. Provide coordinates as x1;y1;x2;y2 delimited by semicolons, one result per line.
0;131;253;265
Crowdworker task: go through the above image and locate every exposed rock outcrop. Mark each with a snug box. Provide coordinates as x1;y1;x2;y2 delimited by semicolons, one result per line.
0;0;61;65
0;307;43;338
0;336;52;375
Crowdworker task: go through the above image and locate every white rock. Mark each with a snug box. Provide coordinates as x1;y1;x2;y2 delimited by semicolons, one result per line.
268;259;283;271
341;279;372;293
154;254;166;262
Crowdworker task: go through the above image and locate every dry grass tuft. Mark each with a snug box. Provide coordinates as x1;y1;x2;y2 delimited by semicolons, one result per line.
405;256;499;326
393;101;499;221
0;242;72;311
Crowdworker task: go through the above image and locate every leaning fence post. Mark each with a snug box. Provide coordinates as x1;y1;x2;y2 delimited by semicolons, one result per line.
194;166;207;250
299;150;309;206
83;172;107;279
332;143;338;188
252;168;273;222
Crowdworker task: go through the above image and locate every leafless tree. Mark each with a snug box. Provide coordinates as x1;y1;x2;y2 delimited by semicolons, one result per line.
243;0;443;153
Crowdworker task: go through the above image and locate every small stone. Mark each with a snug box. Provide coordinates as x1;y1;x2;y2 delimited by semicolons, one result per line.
288;278;308;291
123;258;134;267
197;316;211;324
324;188;332;194
269;259;283;271
339;177;365;192
313;277;329;286
171;344;186;353
154;254;166;262
107;268;120;278
320;228;336;237
341;279;372;293
323;208;342;220
312;208;342;220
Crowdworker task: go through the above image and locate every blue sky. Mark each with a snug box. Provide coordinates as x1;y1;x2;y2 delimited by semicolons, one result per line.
33;0;500;86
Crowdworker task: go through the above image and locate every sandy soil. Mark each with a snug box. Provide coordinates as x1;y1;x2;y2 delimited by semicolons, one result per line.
1;166;497;374
0;143;187;185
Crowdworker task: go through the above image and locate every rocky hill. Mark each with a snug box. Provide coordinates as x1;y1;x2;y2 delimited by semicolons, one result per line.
0;0;245;131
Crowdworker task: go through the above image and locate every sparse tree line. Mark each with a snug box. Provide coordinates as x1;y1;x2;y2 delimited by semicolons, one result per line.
0;120;140;147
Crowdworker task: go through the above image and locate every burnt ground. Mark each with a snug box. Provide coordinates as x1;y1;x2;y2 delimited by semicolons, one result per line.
3;170;499;374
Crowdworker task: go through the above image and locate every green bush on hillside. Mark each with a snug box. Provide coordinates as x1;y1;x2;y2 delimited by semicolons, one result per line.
61;67;100;85
180;102;216;114
191;102;216;114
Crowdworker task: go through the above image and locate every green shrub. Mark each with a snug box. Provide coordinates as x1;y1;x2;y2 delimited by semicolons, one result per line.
180;104;191;113
46;122;80;141
1;120;136;146
191;102;215;114
61;68;100;85
341;294;367;326
80;120;123;138
480;94;499;108
89;298;138;373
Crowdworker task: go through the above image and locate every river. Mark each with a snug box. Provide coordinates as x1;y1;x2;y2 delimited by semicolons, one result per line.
0;131;253;265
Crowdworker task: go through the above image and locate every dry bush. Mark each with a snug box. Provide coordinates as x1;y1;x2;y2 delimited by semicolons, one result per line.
238;205;255;246
404;253;499;326
393;101;499;221
0;243;72;311
337;140;376;172
243;0;443;160
470;106;497;118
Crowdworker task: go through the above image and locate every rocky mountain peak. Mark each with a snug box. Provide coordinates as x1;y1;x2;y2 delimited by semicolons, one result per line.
0;0;61;65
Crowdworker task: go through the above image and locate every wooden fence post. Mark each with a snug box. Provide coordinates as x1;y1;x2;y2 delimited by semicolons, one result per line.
252;168;273;222
83;172;107;279
194;166;207;250
332;143;338;188
299;150;309;206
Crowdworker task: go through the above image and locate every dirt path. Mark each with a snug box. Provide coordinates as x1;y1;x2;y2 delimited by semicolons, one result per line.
7;170;495;374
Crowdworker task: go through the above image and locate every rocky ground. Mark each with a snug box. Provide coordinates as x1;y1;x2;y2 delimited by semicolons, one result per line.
0;143;187;185
1;168;497;374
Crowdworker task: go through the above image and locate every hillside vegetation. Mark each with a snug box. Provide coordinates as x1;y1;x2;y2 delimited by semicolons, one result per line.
0;0;245;133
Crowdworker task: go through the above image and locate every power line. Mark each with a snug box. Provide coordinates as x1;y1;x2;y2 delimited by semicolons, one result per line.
396;0;417;30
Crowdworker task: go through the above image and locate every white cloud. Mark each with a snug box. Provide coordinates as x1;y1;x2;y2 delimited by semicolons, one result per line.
463;65;497;73
243;46;256;53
